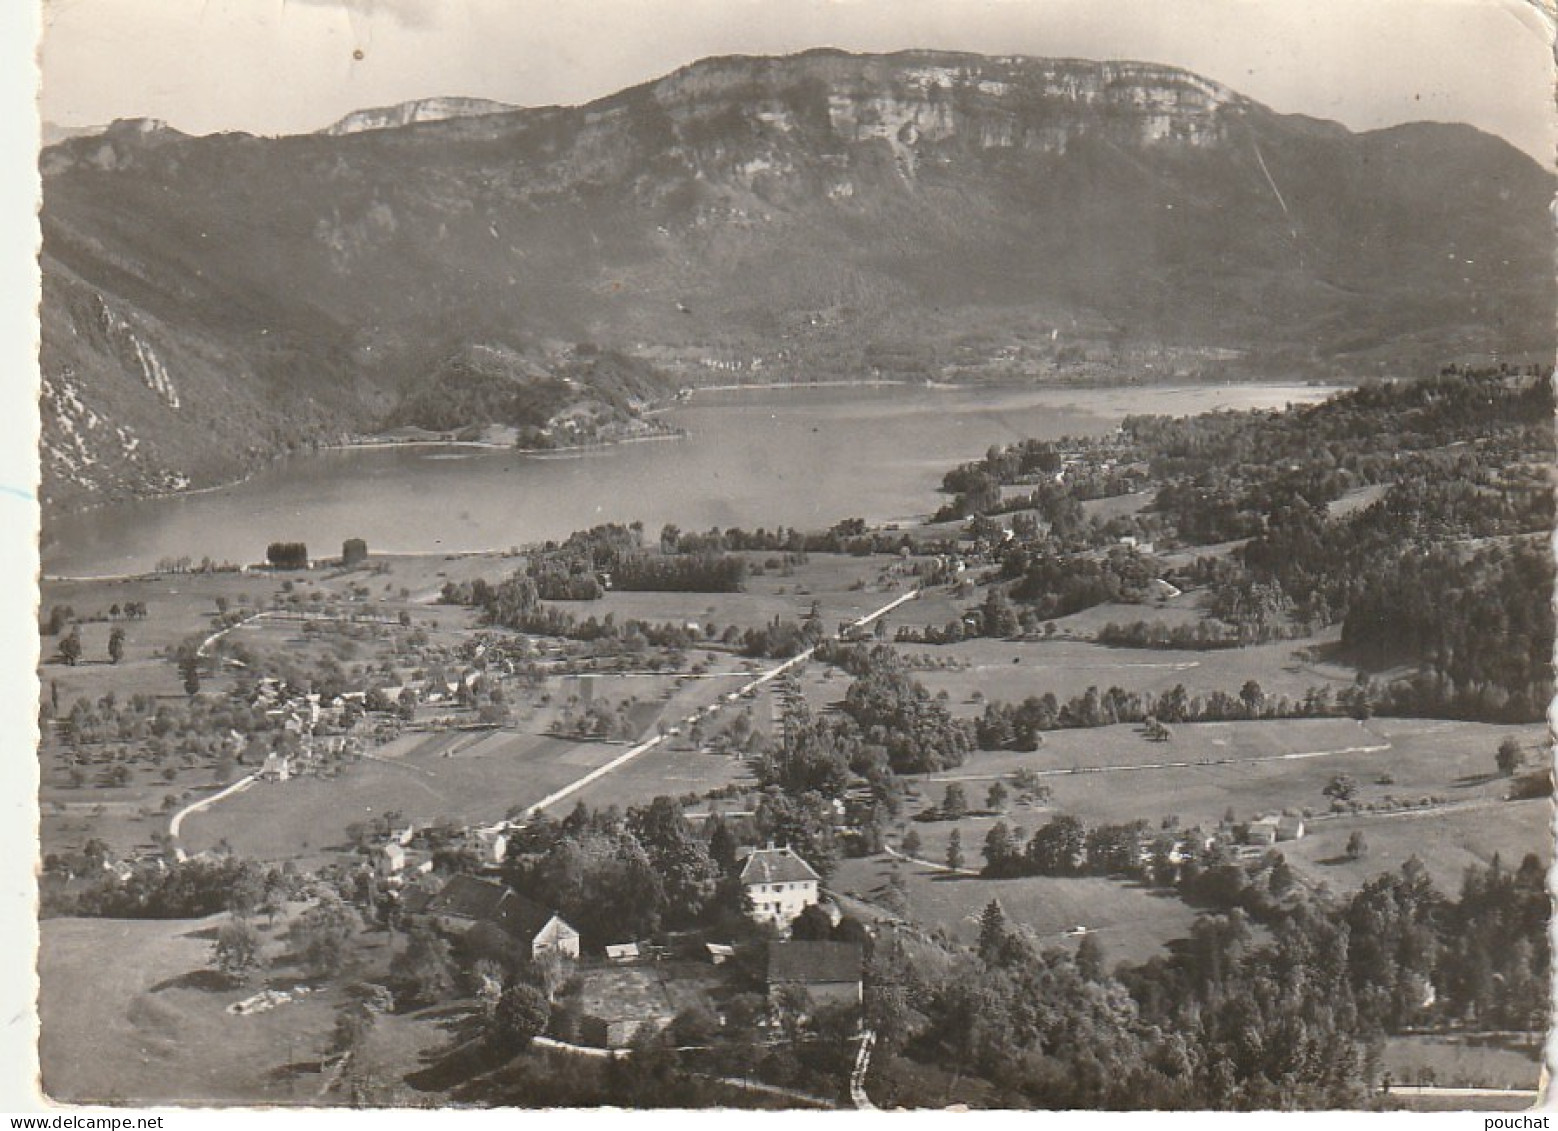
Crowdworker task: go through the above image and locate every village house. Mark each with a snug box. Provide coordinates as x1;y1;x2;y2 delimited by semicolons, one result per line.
470;826;509;867
257;752;292;782
423;874;580;961
739;844;822;929
377;842;407;877
1246;816;1280;847
1245;814;1305;847
767;941;864;1010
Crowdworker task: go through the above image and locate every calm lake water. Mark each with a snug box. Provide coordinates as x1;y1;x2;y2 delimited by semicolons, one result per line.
43;383;1335;577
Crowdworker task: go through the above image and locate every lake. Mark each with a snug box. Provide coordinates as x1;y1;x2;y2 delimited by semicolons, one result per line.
42;382;1336;577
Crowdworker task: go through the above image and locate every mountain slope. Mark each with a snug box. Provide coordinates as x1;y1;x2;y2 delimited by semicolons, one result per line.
38;49;1555;511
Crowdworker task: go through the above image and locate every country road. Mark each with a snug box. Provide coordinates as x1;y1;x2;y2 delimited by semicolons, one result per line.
522;587;920;817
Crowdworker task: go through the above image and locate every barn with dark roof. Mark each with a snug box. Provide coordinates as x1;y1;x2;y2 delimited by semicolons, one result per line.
766;940;863;1009
424;874;579;961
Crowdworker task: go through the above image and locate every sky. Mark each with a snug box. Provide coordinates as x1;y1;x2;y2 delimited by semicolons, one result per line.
35;0;1558;164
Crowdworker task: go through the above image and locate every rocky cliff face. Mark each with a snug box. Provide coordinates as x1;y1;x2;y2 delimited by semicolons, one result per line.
320;97;518;136
37;49;1555;512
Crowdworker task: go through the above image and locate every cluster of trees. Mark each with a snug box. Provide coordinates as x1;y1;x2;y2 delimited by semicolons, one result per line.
1339;540;1551;721
802;642;975;776
523;523;642;600
266;542;309;570
42;855;285;920
662;519;937;559
501;798;726;949
1002;547;1160;619
613;552;746;593
882;897;1368;1109
979;815;1159;879
974;679;1308;750
863;833;1549;1109
840;648;974;774
1095;619;1242;650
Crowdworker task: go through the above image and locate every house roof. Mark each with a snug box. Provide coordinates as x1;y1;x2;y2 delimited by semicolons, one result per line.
767;941;862;986
425;875;561;941
740;845;821;886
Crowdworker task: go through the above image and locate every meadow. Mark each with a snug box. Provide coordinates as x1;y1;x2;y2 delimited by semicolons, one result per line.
830;853;1204;967
901;716;1548;895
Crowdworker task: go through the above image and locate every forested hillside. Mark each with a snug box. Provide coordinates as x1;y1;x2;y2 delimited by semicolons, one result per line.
938;366;1553;722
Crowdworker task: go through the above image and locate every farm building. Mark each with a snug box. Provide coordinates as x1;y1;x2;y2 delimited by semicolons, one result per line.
1246;814;1306;846
739;844;821;929
578;968;675;1048
572;963;723;1049
767;941;863;1010
1246;817;1280;846
424;875;580;961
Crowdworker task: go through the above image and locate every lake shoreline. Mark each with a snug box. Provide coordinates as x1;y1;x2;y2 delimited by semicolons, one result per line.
43;380;1346;577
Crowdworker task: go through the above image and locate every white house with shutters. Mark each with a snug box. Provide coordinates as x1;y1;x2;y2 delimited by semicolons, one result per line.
739;844;821;929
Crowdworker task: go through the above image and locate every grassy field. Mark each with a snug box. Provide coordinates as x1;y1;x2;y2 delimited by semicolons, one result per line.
901;716;1549;895
830;853;1203;967
1280;799;1551;895
1080;493;1154;522
38;897;442;1107
39;913;342;1105
908;630;1356;713
178;730;620;864
1381;1033;1544;1094
560;744;756;814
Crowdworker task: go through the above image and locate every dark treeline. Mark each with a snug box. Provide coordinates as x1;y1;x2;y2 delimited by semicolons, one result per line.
519;523;749;599
265;541;309;570
1095;619;1242;649
973;679;1339;750
662;517;942;558
41;855;282;919
614;552;747;593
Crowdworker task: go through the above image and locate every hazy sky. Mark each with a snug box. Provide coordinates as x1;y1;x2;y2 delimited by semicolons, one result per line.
37;0;1557;163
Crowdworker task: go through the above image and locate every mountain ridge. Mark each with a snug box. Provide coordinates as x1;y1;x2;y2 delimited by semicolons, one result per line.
37;49;1555;514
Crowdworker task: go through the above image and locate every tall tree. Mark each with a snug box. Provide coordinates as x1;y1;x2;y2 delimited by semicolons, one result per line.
58;627;81;667
490;982;551;1052
212;916;265;981
287;892;360;978
390;922;458;1006
977;899;1008;964
1496;736;1524;777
